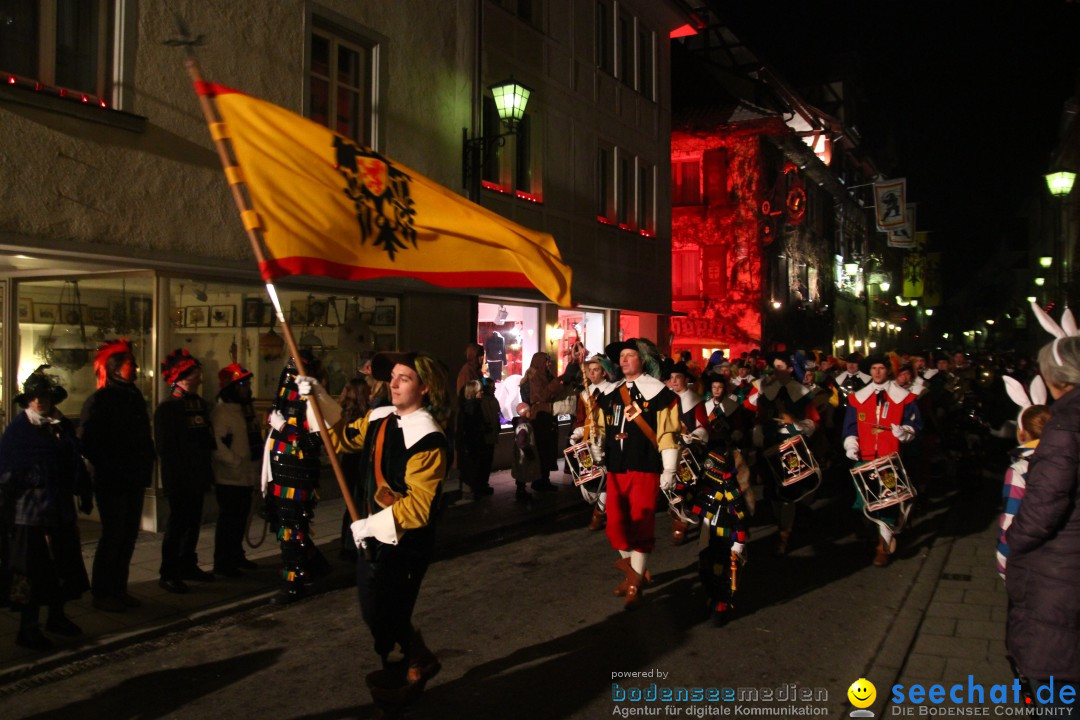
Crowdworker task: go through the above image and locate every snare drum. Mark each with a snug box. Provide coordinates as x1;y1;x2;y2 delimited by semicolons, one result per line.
665;443;706;524
763;434;820;487
563;441;605;486
850;452;915;511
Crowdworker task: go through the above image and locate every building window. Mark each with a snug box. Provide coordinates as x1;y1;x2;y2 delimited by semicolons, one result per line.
672;158;701;206
0;0;113;99
617;12;632;85
515;115;532;193
597;145;614;221
673;248;700;299
617;151;631;226
638;26;654;100
308;20;376;145
595;1;613;73
477;300;540;421
637;161;654;232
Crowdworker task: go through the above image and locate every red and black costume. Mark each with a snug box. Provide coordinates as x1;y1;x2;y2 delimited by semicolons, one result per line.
79;340;155;611
155;349;216;589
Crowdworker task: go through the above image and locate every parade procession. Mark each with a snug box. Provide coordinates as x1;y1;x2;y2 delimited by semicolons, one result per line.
4;1;1080;718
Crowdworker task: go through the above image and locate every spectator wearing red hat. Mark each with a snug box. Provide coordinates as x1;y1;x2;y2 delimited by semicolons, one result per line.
79;339;155;612
210;363;261;577
155;349;216;593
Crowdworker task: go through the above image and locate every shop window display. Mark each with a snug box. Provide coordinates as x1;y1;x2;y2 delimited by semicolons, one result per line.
554;309;606;376
165;279;398;406
15;276;155;420
477;301;539;423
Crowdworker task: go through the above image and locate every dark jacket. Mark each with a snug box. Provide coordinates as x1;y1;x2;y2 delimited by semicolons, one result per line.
154;389;216;495
0;411;89;527
79;380;155;493
1006;388;1080;681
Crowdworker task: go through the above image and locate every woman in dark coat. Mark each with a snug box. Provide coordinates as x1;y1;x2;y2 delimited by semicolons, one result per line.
1006;334;1080;701
522;352;567;492
0;366;91;649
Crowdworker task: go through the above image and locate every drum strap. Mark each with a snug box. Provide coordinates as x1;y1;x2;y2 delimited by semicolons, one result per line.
619;384;658;448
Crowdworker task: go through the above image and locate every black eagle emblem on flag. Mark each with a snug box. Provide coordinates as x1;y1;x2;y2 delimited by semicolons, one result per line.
333;137;417;261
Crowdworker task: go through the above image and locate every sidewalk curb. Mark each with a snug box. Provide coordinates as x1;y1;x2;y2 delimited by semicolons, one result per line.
0;495;587;692
862;493;963;717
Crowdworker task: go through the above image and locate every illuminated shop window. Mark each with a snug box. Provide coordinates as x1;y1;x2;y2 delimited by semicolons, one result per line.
477;301;540;423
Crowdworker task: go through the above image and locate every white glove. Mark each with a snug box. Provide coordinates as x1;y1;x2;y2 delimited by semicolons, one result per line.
660;471;677;491
732;542;746;558
844;435;861;462
891;424;915;442
295;375;317;397
681;433;694;445
570;426;584;443
269;410;287;432
350;518;372;549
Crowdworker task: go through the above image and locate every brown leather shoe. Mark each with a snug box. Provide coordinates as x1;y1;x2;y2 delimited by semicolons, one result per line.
623;568;645;610
405;630;441;688
588;507;605;531
671;519;688;545
873;537;896;567
613;557;651;596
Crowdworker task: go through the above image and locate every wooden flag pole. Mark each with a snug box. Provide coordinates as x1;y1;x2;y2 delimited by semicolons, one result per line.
169;19;361;523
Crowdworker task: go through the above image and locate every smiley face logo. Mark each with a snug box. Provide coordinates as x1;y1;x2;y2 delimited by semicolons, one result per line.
848;678;876;708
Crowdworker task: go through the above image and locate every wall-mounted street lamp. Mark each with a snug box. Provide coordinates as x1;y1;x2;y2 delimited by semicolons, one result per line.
1045;171;1077;197
879;280;891;292
463;79;532;195
1035;277;1046;287
1040;256;1054;268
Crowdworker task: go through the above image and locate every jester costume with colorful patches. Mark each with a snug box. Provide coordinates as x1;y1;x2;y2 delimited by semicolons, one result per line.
693;446;751;614
265;360;328;599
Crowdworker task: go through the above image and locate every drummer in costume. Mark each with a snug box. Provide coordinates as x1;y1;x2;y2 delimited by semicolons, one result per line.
262;356;333;604
297;352;450;702
668;361;709;545
598;339;680;610
744;353;821;555
842;355;922;567
832;352;871;397
693;439;751;622
568;354;612;531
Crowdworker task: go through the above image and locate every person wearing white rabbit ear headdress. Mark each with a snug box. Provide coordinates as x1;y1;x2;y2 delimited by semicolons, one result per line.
1005;332;1080;704
996;375;1050;580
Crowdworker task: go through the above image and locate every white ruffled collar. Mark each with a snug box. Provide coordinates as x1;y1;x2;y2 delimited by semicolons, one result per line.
369;405;444;448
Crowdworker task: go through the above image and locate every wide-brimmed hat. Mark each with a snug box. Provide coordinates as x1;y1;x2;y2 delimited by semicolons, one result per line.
15;365;68;407
218;363;253;390
604;338;662;379
370;351;419;382
669;361;696;381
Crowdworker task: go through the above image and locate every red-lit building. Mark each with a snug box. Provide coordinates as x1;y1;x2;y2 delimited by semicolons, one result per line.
669;15;885;363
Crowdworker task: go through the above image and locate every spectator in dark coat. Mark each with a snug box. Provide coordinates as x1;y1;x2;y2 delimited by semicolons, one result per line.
0;366;91;649
155;349;216;594
522;352;568;492
79;339;155;613
1006;335;1080;702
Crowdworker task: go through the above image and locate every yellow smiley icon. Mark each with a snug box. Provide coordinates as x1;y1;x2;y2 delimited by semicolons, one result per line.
848;678;876;708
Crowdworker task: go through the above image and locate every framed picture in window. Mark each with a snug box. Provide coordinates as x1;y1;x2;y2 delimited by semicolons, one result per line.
185;306;209;328
371;304;396;327
17;298;33;322
242;298;263;327
33;303;58;324
209;305;236;328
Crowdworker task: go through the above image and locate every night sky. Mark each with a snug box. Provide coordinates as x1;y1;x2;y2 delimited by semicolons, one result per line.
714;0;1080;275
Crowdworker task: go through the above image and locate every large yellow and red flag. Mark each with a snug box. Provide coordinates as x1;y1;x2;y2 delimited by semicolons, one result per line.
199;83;572;307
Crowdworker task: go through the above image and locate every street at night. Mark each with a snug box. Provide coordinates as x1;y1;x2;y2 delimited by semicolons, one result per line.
1;467;1006;720
3;0;1080;718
